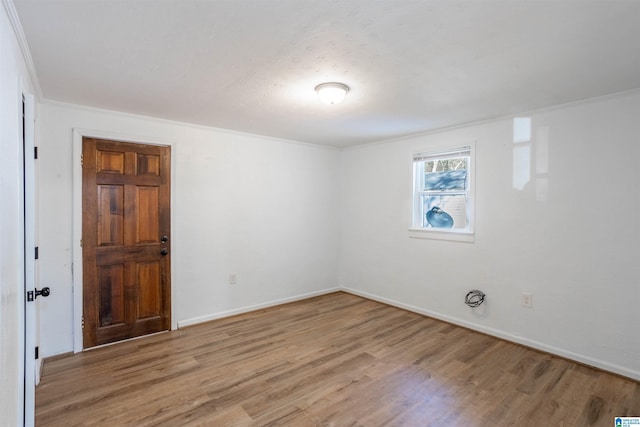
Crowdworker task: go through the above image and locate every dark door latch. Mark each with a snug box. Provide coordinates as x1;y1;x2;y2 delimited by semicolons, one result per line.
27;287;51;302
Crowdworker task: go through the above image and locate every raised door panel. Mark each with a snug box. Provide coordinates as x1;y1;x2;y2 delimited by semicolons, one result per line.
136;186;159;244
136;153;160;176
96;150;125;174
97;185;124;246
98;264;125;327
136;261;162;319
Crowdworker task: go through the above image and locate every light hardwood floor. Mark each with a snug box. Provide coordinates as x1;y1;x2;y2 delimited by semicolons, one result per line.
36;292;639;426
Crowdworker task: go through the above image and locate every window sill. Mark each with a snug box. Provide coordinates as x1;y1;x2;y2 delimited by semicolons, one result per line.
408;228;475;243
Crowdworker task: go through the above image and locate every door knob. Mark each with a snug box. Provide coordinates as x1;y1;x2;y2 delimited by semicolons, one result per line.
35;287;50;298
160;248;168;256
161;235;169;243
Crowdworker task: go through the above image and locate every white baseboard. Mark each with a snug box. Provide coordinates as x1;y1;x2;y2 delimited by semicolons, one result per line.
177;287;341;328
342;287;640;381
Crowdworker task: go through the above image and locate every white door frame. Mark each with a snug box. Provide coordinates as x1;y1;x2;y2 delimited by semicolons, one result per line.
71;129;178;352
23;92;37;426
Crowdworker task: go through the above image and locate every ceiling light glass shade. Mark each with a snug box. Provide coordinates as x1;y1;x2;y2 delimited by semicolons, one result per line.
315;82;350;105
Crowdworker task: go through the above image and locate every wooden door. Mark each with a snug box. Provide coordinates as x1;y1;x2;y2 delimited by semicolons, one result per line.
82;137;171;348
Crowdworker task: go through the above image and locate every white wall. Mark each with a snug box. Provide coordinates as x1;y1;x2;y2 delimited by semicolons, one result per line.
37;102;341;356
0;1;36;424
340;90;640;379
38;92;640;381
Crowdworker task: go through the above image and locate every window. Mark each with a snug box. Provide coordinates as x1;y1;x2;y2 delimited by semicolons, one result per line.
411;145;474;240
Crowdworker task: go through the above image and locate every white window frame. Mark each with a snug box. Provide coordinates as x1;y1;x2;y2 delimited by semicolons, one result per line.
409;142;475;242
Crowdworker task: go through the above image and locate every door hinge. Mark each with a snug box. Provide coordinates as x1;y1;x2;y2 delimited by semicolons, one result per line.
81;317;85;329
34;146;38;159
80;239;83;248
81;154;84;167
35;346;39;360
34;246;39;260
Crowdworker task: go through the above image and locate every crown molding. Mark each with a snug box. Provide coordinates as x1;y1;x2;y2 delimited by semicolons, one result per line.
2;0;42;98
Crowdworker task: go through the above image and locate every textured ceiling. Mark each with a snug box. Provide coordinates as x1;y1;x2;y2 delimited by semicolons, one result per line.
13;0;640;147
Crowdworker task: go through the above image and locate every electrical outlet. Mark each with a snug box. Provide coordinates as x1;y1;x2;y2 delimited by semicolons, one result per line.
229;274;237;285
521;293;532;308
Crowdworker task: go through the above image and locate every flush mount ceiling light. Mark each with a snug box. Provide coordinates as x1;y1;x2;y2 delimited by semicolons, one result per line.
315;82;350;105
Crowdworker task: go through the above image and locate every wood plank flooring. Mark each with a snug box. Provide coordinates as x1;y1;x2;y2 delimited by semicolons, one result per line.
36;292;640;426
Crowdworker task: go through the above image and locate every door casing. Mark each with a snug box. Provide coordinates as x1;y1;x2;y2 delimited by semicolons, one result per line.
72;129;177;353
23;92;37;427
